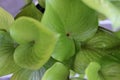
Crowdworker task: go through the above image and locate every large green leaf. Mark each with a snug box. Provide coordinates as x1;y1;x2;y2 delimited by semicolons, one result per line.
82;0;120;30
15;3;43;21
10;17;59;70
0;31;20;76
41;0;98;62
42;0;98;41
86;27;120;49
0;7;14;31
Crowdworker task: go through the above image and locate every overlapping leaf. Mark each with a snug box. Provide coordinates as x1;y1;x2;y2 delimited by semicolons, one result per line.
10;17;59;70
74;48;104;74
85;56;120;80
42;0;98;41
52;35;75;61
86;27;120;49
41;0;98;61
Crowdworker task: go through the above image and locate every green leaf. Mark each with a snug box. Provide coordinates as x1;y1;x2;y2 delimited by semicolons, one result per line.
10;17;59;70
85;62;101;80
42;62;69;80
24;0;32;4
11;69;33;80
15;3;43;21
0;7;14;31
0;31;20;76
86;27;120;49
74;48;104;74
11;67;46;80
42;0;98;41
38;0;45;8
52;35;75;61
82;0;120;30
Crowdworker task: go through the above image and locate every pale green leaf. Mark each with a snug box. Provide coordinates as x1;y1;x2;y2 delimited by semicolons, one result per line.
74;48;104;74
82;0;120;30
15;3;43;21
10;17;59;70
85;62;101;80
0;7;14;31
0;31;20;76
52;34;75;61
42;62;69;80
42;0;98;41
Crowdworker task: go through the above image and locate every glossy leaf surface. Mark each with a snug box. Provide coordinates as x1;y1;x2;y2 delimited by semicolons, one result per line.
10;17;59;70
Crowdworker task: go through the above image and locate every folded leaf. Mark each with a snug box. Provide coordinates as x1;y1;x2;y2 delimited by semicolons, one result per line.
10;17;59;70
0;31;20;76
82;0;120;30
15;3;43;21
42;0;98;41
0;7;14;31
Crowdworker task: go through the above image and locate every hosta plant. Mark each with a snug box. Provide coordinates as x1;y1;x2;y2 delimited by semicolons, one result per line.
0;0;120;80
